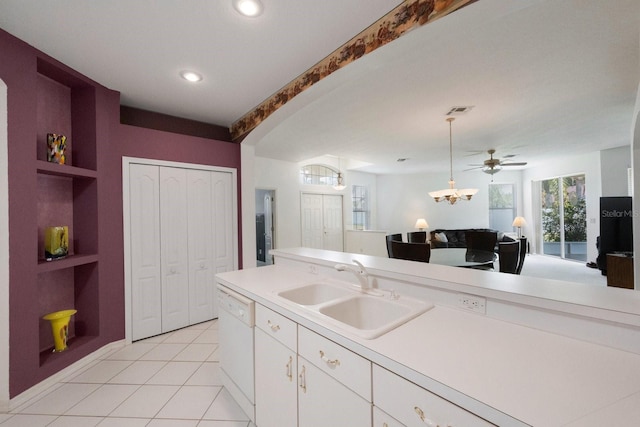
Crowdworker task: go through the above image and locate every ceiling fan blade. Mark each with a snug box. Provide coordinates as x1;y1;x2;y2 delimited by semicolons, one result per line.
502;162;527;166
463;166;484;171
464;150;486;157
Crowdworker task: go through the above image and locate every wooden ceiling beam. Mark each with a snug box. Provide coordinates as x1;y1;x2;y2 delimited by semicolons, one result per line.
230;0;477;141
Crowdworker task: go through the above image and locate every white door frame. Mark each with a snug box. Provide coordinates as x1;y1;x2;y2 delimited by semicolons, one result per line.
122;156;238;343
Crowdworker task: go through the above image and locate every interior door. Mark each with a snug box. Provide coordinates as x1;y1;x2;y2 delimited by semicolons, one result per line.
264;192;274;265
301;193;324;249
130;164;162;340
160;167;190;332
301;193;343;251
212;171;235;277
322;194;344;251
187;169;215;324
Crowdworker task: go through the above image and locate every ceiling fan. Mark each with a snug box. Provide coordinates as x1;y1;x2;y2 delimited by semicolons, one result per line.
467;149;528;175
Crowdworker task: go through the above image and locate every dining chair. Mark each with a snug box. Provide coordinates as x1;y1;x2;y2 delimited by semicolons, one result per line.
386;233;403;258
407;231;427;243
464;231;498;253
515;237;527;275
390;241;431;263
498;241;519;274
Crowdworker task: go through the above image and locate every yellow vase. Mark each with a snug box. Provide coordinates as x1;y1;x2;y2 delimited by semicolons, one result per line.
43;309;77;352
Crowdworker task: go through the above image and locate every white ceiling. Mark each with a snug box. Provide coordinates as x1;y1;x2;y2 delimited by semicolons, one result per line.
1;0;638;175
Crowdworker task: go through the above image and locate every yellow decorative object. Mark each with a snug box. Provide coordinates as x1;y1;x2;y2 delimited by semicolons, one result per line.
44;226;68;261
43;309;77;352
47;133;67;164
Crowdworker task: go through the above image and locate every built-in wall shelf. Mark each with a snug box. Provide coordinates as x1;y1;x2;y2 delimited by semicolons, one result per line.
37;254;99;273
39;335;99;368
36;160;97;179
22;53;102;395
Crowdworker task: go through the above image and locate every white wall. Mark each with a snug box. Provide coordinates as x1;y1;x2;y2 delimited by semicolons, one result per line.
632;81;640;289
376;169;524;235
522;151;601;261
241;143;257;268
601;145;633;196
242;155;381;263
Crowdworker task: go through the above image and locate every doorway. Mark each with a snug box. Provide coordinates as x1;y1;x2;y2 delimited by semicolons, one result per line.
300;193;344;251
540;174;587;261
256;189;275;266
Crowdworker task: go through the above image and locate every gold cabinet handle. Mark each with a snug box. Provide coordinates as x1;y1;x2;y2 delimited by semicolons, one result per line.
299;365;306;393
286;356;293;381
414;406;439;426
319;350;340;367
267;320;280;332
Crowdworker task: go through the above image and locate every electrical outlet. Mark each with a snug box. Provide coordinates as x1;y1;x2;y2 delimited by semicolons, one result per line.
457;293;486;314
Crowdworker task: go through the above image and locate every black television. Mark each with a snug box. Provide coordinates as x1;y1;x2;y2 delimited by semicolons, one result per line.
597;196;633;274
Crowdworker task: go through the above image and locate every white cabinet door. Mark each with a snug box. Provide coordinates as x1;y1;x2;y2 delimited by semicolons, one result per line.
255;328;298;427
160;167;190;332
298;356;371;427
187;169;215;324
130;164;162;341
373;364;495;427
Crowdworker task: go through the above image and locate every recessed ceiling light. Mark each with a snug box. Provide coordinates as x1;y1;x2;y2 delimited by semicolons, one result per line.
180;70;203;83
233;0;264;17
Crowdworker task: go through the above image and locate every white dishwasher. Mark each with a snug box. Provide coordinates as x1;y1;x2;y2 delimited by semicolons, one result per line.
217;284;255;422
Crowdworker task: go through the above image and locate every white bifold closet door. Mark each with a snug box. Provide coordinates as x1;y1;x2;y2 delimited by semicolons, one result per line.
160;167;190;333
130;164;163;341
130;163;234;341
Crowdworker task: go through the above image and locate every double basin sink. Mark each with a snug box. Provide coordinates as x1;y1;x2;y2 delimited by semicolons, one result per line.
275;281;433;339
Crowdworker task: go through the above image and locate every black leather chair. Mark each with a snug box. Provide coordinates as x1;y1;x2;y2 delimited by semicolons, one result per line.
465;231;498;270
390;241;431;263
465;230;498;253
498;241;519;273
407;231;427;243
515;237;527;275
386;233;403;258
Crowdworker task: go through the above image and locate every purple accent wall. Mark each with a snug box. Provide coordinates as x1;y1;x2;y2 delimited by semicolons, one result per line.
0;28;242;397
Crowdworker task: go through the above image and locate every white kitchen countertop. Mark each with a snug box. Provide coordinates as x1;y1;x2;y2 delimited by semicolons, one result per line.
216;258;640;426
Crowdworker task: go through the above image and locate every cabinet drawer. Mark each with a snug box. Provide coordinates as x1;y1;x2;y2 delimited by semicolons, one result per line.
255;304;297;350
374;406;405;427
373;365;495;427
298;326;371;401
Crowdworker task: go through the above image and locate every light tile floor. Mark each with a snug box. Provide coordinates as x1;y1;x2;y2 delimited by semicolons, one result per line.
1;320;255;427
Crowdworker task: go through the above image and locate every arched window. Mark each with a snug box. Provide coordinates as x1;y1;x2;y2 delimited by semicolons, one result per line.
300;164;339;186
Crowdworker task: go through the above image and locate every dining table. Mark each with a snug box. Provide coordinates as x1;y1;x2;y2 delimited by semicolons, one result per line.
428;248;497;268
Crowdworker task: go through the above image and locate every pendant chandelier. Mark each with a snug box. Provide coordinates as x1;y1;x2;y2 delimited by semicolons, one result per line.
428;117;478;205
333;157;346;191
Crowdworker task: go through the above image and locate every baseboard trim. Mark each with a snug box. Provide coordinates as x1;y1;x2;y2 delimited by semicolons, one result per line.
0;339;126;413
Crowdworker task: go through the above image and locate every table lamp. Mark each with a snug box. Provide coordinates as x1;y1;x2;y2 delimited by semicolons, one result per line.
415;218;429;231
512;216;526;238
